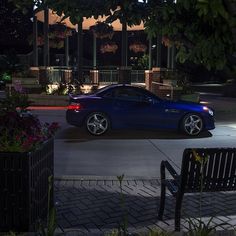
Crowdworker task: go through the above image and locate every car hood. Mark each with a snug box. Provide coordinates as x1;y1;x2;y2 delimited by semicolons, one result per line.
163;99;207;112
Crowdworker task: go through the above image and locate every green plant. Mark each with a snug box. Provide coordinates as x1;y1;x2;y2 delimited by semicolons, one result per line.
1;86;32;112
187;217;220;236
137;54;149;70
37;175;57;236
1;72;12;82
184;150;227;236
90;21;114;39
0;88;59;152
116;174;129;236
105;229;120;236
0;50;24;76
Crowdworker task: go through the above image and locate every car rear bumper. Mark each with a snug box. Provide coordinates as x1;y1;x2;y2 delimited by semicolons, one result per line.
66;110;87;126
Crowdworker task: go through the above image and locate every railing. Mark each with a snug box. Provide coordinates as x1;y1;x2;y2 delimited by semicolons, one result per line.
98;70;118;84
39;67;145;85
98;70;145;84
131;70;145;84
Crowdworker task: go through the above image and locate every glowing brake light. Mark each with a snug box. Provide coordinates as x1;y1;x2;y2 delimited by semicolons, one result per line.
68;103;81;110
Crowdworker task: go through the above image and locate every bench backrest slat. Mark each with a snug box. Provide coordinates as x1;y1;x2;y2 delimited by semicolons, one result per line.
180;148;236;193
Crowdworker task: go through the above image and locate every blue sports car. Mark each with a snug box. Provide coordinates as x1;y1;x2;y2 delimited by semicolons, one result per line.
66;84;215;136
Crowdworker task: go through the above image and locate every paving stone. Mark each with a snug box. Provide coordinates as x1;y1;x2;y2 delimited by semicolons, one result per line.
55;179;236;235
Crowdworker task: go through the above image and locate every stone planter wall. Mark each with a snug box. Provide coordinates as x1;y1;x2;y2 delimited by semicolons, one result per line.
0;138;54;232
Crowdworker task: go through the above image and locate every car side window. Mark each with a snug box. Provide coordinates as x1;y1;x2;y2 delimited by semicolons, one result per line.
114;87;145;102
100;90;114;98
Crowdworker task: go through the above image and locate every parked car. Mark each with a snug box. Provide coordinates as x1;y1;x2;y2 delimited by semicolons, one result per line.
66;84;215;136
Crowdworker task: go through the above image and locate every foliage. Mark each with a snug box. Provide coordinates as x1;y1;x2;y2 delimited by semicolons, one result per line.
116;174;129;236
100;41;118;54
0;88;59;152
105;0;148;27
1;85;32;111
129;42;147;53
0;50;24;76
145;0;236;71
90;21;114;39
50;23;72;38
46;81;82;95
184;150;229;236
0;1;32;51
10;0;236;73
28;23;71;49
1;72;12;83
11;0;147;27
37;175;57;236
186;217;218;236
137;54;149;70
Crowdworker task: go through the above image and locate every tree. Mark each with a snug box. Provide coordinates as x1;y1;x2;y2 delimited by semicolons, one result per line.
10;0;117;79
0;1;32;53
145;0;236;72
106;0;148;66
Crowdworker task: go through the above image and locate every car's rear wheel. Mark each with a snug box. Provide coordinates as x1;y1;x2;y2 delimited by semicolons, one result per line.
86;112;109;135
181;113;203;136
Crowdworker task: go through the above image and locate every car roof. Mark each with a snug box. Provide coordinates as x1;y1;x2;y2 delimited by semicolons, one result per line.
95;83;162;99
96;83;143;93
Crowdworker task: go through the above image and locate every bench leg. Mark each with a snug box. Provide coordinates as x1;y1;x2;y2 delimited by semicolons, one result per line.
175;193;183;231
158;181;166;220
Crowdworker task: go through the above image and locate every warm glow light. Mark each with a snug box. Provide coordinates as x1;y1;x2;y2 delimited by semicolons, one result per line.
200;101;210;105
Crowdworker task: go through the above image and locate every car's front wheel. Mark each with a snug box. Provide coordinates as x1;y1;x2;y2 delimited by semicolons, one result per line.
181;113;203;136
86;112;109;135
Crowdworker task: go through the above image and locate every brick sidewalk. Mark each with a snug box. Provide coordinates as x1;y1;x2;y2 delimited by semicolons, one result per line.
54;178;236;235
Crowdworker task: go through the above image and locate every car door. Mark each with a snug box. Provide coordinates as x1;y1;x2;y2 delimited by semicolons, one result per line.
111;87;163;128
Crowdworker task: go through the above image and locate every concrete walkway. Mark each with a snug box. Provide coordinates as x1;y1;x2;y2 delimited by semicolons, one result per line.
54;178;236;235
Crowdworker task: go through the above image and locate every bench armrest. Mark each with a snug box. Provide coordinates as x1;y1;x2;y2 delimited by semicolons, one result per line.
160;160;179;180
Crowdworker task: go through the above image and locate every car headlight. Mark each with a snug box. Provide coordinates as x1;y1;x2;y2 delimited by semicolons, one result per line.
203;106;214;116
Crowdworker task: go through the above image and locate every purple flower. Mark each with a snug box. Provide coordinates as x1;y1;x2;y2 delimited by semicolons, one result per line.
0;110;60;152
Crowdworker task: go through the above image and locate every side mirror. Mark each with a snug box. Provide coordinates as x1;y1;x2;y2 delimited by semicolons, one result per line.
143;97;153;104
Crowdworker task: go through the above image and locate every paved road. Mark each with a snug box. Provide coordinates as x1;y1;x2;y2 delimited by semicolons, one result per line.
32;94;236;178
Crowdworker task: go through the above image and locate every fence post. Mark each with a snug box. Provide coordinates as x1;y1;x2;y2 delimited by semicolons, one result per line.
90;70;99;84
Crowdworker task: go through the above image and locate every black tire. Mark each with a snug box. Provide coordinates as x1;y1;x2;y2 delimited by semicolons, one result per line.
86;112;110;136
181;113;203;136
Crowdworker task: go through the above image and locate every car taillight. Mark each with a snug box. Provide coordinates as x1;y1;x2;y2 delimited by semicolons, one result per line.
68;103;81;110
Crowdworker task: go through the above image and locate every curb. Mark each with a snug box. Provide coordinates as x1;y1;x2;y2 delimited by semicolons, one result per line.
54;175;160;181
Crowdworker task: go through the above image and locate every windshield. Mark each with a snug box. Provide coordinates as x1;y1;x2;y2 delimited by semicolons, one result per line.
94;85;114;95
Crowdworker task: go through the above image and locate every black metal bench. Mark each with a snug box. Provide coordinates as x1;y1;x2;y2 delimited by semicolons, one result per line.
158;148;236;231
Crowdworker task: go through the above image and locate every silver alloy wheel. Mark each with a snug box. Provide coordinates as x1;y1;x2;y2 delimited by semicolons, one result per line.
182;113;203;136
86;112;109;135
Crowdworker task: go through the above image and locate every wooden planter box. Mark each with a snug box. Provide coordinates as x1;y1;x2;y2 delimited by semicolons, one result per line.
0;139;54;232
